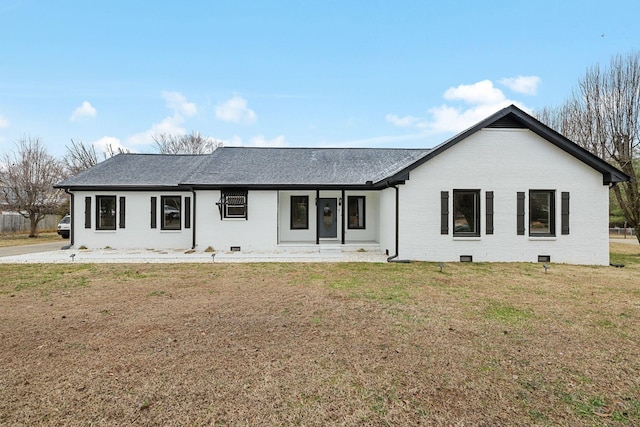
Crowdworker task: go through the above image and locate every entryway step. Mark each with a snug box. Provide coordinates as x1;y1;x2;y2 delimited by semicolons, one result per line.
319;245;342;255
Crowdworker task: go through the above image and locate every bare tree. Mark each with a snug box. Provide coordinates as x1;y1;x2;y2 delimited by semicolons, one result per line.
64;139;131;176
0;136;66;237
153;131;222;154
103;143;129;158
536;51;640;242
64;139;99;176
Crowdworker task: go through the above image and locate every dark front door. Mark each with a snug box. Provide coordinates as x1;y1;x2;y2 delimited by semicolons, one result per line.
318;198;338;238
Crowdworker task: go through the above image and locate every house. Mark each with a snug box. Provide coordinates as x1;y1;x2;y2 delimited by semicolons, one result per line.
55;105;629;265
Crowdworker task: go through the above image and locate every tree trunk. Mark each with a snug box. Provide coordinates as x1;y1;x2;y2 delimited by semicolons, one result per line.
29;215;38;238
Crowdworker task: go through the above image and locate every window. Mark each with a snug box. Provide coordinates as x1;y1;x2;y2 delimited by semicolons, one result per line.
290;196;309;229
529;190;555;236
453;190;480;236
96;196;116;230
218;190;248;219
347;196;366;229
162;195;181;230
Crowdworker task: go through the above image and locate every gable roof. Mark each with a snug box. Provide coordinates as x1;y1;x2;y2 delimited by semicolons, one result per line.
56;105;629;190
382;104;629;185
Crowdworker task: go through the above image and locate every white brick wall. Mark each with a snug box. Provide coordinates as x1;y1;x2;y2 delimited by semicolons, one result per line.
72;190;194;249
398;128;610;265
196;190;279;252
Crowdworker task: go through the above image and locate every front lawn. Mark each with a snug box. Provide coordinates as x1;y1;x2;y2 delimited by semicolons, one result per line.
0;243;638;425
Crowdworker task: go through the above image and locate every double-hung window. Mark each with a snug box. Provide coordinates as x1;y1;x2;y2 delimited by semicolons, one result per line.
290;196;309;229
453;190;480;236
161;195;181;230
96;196;116;230
529;190;555;236
347;196;366;229
219;190;248;219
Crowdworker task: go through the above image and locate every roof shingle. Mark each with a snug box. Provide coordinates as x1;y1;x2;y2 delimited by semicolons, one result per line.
56;148;431;189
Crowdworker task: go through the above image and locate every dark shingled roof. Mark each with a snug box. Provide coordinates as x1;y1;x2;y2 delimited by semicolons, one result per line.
56;148;431;189
183;148;430;187
56;154;209;188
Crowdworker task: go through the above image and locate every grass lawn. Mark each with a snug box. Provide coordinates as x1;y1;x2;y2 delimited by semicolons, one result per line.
0;243;638;426
0;231;64;247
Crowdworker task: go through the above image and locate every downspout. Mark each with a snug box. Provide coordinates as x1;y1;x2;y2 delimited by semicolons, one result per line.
63;189;74;250
191;189;197;250
387;183;410;263
315;189;320;245
341;188;345;245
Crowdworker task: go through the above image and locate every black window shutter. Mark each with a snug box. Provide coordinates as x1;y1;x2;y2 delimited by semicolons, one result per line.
150;197;157;229
119;197;126;229
440;191;449;235
561;192;570;235
517;192;525;235
84;197;91;229
486;191;494;235
185;196;191;229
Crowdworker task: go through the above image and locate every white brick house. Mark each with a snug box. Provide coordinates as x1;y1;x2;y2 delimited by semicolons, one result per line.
56;105;628;265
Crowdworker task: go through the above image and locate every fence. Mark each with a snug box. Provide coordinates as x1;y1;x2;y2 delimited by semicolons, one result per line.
609;227;636;238
0;212;62;234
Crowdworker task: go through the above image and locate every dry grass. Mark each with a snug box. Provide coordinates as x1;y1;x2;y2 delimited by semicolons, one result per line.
0;231;62;247
0;243;638;426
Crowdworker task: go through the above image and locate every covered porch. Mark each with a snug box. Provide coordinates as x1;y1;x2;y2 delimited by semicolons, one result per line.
277;190;382;249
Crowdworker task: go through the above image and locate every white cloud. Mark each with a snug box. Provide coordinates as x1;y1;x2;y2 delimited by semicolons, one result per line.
215;95;257;124
443;80;506;105
385;113;423;127
126;91;197;146
127;115;186;146
221;135;244;147
92;136;132;156
217;134;285;147
248;135;286;147
499;75;541;95
70;101;97;122
385;78;535;138
0;114;9;129
426;102;517;133
162;91;197;117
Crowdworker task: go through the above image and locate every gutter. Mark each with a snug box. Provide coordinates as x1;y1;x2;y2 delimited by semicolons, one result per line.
191;189;197;250
385;182;410;263
62;189;73;250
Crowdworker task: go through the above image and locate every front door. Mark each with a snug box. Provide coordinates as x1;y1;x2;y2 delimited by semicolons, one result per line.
318;198;338;238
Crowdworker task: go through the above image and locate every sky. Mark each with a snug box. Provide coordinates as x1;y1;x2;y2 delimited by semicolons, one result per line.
1;0;639;158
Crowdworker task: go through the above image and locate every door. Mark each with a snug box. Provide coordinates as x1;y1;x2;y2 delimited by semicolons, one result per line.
318;198;338;238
